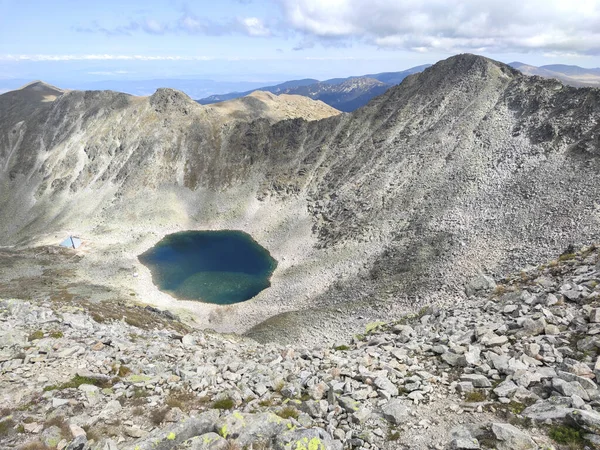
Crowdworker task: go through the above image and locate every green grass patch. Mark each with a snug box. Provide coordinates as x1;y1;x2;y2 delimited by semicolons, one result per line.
464;391;487;403
49;331;63;339
212;397;235;410
43;374;116;391
387;429;401;441
334;345;350;351
0;418;15;436
365;321;386;334
559;253;576;262
548;425;585;448
28;331;44;341
277;406;299;420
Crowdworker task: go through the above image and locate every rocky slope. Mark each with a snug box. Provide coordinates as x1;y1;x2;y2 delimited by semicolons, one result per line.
510;63;600;88
2;244;600;449
1;54;600;346
206;91;341;123
197;66;432;112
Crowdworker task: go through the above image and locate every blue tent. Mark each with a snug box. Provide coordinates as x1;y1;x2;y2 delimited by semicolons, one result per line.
59;236;82;249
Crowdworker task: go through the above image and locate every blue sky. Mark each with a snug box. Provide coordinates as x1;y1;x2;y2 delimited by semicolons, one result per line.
1;0;600;86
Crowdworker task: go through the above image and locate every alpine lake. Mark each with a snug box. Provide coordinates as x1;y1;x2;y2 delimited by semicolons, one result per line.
138;230;277;305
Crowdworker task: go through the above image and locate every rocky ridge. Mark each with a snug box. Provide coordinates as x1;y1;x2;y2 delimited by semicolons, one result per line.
2;244;600;449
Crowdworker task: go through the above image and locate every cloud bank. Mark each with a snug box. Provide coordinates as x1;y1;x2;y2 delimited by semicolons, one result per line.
277;0;600;55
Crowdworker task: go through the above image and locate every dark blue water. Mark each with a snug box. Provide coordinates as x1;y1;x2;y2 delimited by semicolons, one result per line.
138;230;277;304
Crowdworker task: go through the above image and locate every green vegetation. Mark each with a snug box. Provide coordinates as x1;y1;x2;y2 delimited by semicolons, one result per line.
43;374;116;391
464;391;487;403
548;425;585;448
387;429;401;441
49;330;63;339
508;401;526;414
150;407;170;426
277;406;299;420
43;416;73;441
334;345;350;351
212;397;235;410
28;330;44;341
559;253;576;262
365;321;386;334
258;397;279;407
0;418;15;436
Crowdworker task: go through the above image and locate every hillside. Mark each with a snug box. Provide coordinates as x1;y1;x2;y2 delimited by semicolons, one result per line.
197;66;431;111
206;91;341;123
1;54;600;350
510;62;600;87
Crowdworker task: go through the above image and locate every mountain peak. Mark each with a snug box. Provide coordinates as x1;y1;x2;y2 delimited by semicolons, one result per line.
18;80;64;94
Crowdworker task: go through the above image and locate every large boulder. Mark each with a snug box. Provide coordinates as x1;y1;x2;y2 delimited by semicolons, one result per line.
124;411;219;450
491;423;537;450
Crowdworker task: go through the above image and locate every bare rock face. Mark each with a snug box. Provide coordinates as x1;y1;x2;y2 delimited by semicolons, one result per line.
1;54;600;344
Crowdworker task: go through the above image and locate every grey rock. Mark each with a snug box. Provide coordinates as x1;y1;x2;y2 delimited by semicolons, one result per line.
373;377;399;397
460;374;491;388
272;427;342;450
124;411;219;450
450;426;480;450
441;351;468;367
66;435;89;450
182;433;227;450
567;409;600;434
42;425;64;448
380;399;410;424
491;423;537;450
493;380;518;398
466;272;496;297
522;397;574;421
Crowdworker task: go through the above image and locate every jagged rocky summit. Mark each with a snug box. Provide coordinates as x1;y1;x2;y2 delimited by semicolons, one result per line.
1;244;600;449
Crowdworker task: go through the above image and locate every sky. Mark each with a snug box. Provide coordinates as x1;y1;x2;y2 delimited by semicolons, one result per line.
1;0;600;87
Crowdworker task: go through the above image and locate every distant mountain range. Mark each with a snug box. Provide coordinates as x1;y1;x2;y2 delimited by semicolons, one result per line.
0;78;279;99
509;62;600;87
198;65;432;112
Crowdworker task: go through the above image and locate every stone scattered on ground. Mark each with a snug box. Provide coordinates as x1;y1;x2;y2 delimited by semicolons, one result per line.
1;244;600;449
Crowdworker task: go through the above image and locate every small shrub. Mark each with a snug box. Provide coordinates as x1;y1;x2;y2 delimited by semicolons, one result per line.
493;284;507;296
49;331;63;339
0;418;15;436
117;365;131;377
258;398;278;407
387;429;401;441
28;331;44;341
334;345;350;351
150;407;170;426
212;397;235;410
164;390;209;412
90;313;105;323
277;406;299;420
43;416;73;440
548;425;584;447
464;391;487;403
508;401;526;414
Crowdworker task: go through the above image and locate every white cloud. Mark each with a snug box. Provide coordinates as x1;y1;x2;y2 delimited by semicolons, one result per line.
277;0;600;55
0;55;216;62
239;17;271;36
